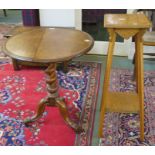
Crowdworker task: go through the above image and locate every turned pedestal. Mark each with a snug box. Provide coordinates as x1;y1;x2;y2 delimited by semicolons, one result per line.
99;14;151;141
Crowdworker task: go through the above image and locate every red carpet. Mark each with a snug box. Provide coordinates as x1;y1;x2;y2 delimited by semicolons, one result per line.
0;62;101;146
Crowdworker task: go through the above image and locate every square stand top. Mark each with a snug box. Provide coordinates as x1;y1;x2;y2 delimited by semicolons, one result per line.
104;14;151;29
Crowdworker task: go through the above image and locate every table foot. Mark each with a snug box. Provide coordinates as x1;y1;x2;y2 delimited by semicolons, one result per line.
57;61;70;73
24;98;47;126
56;98;84;133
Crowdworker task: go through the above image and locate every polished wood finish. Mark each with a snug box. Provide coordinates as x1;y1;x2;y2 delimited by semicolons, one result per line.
6;26;35;37
4;26;48;70
4;27;93;63
104;14;151;28
4;26;93;71
99;28;116;123
106;92;139;113
136;30;146;141
4;27;94;133
99;14;151;141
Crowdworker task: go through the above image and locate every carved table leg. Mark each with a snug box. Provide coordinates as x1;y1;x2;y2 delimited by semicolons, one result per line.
24;63;83;133
24;98;47;126
56;98;84;133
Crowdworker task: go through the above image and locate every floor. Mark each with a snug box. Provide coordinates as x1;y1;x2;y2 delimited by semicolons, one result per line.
0;9;22;24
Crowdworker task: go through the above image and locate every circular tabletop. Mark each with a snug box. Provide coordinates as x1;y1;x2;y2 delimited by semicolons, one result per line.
4;27;94;63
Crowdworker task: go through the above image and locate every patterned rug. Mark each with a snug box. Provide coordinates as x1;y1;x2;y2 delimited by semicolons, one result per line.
98;68;155;146
0;62;101;146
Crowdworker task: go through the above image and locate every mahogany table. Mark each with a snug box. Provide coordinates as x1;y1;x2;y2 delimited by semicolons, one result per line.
3;27;94;132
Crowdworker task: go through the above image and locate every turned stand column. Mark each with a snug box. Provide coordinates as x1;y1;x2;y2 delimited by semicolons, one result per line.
98;14;151;141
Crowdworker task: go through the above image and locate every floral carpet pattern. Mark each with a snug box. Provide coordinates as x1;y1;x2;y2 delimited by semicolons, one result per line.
99;69;155;146
0;62;101;146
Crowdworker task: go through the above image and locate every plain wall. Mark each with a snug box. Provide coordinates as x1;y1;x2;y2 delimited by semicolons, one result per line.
39;9;75;27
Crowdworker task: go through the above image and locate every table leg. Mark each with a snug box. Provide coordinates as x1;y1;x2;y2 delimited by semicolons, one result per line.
24;98;47;125
56;98;83;133
24;63;83;133
57;61;70;73
3;9;7;17
12;58;20;71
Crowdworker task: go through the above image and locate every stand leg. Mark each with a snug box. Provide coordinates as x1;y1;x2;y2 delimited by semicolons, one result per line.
99;29;116;137
135;41;139;93
136;32;145;141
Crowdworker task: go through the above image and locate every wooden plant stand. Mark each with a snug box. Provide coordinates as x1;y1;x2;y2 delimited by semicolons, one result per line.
99;14;151;141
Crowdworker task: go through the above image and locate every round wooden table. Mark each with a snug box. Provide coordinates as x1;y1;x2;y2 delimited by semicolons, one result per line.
4;27;94;132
